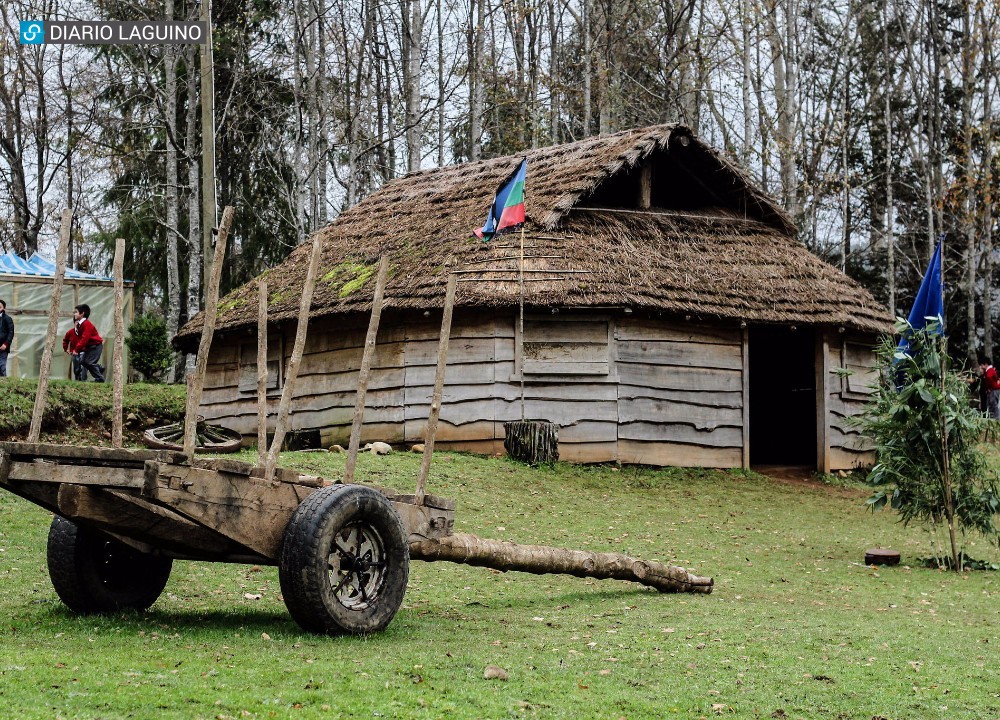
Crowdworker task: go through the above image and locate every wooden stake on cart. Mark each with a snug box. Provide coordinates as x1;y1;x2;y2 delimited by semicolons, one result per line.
263;232;324;482
111;238;126;448
183;206;233;457
27;208;72;443
414;273;457;506
256;279;268;468
344;256;390;484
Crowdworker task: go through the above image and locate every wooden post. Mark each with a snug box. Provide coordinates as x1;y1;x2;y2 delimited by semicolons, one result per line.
519;224;526;420
264;232;324;481
256;279;268;468
415;273;457;506
183;205;233;457
815;330;830;474
741;324;751;470
344;256;390;484
28;208;72;443
111;238;126;449
639;162;652;209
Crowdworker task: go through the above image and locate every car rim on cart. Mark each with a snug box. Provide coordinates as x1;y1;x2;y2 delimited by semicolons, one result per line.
328;523;387;611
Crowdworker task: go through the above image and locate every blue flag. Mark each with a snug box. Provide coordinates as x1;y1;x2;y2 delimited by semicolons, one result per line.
898;241;943;356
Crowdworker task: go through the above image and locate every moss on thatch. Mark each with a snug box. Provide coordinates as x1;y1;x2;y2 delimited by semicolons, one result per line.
176;124;891;350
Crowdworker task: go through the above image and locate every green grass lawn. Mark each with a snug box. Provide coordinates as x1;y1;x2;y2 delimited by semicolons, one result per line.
0;449;997;719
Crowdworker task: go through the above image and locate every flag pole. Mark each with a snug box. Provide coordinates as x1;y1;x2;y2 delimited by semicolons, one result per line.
519;223;526;421
936;235;958;569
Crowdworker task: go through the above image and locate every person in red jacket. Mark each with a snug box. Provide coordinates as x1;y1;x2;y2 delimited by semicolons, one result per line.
67;304;105;382
978;355;1000;420
62;326;86;380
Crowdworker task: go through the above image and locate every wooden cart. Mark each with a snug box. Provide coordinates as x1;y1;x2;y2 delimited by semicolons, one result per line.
0;441;454;635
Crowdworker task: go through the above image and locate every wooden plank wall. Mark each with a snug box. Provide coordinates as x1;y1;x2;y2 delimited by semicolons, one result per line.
199;312;504;451
495;314;619;463
616;319;743;467
199;311;757;468
402;312;503;455
826;334;877;470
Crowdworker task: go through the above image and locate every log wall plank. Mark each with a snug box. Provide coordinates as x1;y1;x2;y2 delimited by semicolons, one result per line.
618;440;742;467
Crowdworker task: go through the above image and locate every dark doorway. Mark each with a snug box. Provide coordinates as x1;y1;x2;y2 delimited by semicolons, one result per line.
748;325;817;467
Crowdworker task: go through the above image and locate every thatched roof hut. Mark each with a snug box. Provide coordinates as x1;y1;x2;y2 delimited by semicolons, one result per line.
177;124;891;470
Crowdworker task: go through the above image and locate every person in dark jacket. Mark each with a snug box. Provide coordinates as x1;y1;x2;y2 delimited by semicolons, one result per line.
0;299;13;377
67;304;105;382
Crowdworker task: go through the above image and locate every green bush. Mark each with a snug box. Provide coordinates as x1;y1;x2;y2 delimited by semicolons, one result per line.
855;319;1000;570
125;314;173;382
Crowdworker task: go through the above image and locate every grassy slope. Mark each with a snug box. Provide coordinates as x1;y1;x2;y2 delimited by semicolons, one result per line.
0;379;185;443
0;449;997;719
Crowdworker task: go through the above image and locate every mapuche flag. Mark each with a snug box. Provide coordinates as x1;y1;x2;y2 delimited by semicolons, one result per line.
474;158;527;241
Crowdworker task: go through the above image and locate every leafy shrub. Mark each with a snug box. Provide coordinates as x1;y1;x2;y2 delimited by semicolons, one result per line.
125;314;173;382
855;319;1000;570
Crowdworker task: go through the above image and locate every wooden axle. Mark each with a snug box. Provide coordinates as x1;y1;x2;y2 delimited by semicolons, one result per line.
410;532;713;594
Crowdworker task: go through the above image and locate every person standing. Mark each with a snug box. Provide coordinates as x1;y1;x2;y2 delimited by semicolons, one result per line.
69;304;105;383
62;326;86;380
0;300;13;377
977;355;1000;420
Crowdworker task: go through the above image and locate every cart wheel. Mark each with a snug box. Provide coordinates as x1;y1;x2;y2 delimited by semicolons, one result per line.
279;485;409;635
46;516;173;614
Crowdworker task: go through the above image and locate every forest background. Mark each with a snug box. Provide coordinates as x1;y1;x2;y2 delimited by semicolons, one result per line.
1;0;998;379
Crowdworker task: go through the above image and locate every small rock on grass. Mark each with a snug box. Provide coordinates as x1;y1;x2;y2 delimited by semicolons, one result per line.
483;665;508;681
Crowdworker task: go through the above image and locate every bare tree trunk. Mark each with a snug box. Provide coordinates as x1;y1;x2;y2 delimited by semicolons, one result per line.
409;533;714;593
547;0;561;143
962;0;978;363
316;7;328;227
741;0;752;167
200;0;219;300
582;0;592;136
293;0;308;243
982;7;995;357
306;0;320;231
164;0;181;382
436;0;446;166
526;0;540;148
469;0;485;159
594;0;610;134
403;0;426;171
185;44;202;373
884;0;895;316
767;0;799;222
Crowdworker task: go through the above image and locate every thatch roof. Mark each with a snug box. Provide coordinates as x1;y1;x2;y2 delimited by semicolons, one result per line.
176;124;891;349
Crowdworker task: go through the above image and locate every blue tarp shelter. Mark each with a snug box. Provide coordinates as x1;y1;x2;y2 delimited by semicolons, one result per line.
0;252;132;379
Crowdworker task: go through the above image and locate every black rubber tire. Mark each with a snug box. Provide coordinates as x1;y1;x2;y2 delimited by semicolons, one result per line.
46;516;173;614
279;484;409;635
